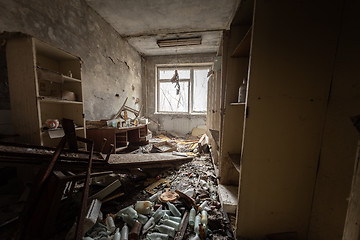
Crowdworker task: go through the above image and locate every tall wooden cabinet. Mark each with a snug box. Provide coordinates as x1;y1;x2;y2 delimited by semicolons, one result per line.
215;0;345;239
6;36;86;147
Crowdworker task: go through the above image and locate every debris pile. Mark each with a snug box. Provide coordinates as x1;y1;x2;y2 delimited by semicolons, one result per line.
80;154;233;240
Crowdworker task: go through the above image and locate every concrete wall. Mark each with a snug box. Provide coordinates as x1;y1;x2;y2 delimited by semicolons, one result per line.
0;0;142;121
144;53;215;136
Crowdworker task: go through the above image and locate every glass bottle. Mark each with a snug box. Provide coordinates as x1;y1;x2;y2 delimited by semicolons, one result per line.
189;207;196;227
155;224;176;238
166;201;181;217
116;205;138;219
194;214;201;234
137;213;149;225
149;191;161;202
113;228;120;240
152;205;164;222
146;232;169;240
121;223;129;240
189;233;201;240
105;214;115;233
142;216;155;234
201;210;208;225
160;218;180;231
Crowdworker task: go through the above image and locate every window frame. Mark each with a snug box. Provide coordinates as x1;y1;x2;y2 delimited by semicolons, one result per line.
155;64;212;115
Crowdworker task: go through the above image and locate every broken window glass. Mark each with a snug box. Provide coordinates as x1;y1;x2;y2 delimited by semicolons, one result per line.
159;81;189;112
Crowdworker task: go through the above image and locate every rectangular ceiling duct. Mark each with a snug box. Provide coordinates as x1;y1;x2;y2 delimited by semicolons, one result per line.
157;36;202;48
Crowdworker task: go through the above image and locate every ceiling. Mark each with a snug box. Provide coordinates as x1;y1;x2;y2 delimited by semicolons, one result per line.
86;0;240;56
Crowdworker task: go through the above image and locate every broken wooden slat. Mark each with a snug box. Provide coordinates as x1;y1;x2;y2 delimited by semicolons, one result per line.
89;179;122;200
174;210;189;240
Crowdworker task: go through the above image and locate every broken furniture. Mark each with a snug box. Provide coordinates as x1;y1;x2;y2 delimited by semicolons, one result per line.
5;35;86;148
0;142;193;172
86;124;149;153
112;96;143;121
14;126;95;240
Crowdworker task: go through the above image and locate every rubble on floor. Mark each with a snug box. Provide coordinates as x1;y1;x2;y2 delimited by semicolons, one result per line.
80;154;234;240
0;134;229;240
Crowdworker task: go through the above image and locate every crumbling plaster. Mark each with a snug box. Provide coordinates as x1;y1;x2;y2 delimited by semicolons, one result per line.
0;0;142;121
144;53;215;135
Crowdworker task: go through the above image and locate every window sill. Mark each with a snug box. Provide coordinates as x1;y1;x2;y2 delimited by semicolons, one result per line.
154;112;206;116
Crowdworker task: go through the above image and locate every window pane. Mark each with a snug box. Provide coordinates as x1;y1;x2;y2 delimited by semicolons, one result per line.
159;69;190;79
159;70;175;79
159;81;189;112
177;70;190;79
193;69;208;112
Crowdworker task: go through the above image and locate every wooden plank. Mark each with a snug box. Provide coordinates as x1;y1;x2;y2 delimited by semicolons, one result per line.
107;153;193;169
174;210;189;240
0;143;192;171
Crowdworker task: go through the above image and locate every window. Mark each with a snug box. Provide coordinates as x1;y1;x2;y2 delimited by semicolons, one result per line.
156;65;211;114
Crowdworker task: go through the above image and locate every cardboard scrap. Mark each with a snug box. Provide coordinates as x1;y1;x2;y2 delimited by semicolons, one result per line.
145;179;170;194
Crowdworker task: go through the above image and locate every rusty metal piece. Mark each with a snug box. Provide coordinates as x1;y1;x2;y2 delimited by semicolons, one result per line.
175;190;196;209
129;221;142;240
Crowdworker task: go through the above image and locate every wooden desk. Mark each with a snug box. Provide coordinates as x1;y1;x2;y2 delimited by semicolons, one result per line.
86;124;149;153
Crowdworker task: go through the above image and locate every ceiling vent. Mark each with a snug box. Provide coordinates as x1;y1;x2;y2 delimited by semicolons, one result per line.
157;36;202;48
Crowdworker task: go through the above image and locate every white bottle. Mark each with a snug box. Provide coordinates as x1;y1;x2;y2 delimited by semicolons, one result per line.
201;210;208;225
134;201;153;215
194;214;201;234
121;223;129;240
189;234;201;240
113;228;120;240
189;207;196;227
105;214;116;233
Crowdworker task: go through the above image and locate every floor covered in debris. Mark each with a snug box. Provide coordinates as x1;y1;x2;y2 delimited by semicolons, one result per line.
0;135;235;240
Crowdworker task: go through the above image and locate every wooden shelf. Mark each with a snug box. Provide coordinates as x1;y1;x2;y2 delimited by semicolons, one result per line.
41;127;84;135
229;153;241;172
37;67;81;83
62;75;81;83
232;26;252;57
38;96;83;104
230;102;246;106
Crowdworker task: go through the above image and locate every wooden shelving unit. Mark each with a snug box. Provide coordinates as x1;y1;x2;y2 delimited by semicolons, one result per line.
6;36;86;147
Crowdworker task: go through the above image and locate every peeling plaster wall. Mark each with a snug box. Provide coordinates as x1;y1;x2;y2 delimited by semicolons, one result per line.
144;53;215;135
0;0;142;121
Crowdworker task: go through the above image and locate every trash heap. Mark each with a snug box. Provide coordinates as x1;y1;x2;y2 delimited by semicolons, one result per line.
81;154;233;240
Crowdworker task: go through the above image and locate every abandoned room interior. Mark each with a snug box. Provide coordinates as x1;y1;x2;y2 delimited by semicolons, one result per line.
0;0;359;239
